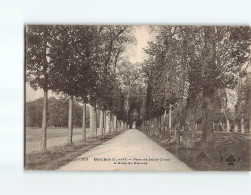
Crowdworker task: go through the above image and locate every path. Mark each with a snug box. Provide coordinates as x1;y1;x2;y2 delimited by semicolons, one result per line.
59;129;192;171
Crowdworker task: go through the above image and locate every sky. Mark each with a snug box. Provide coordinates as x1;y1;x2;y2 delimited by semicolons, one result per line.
26;25;151;101
129;26;151;64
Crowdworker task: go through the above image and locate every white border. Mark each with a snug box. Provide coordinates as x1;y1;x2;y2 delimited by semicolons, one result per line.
0;0;250;194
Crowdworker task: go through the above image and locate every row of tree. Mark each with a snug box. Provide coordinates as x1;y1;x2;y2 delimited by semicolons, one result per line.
139;26;251;151
26;25;135;150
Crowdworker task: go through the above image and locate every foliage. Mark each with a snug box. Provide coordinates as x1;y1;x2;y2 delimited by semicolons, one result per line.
48;25;99;100
93;26;136;121
26;25;137;130
143;26;251;147
26;25;53;91
26;97;89;128
144;26;251;117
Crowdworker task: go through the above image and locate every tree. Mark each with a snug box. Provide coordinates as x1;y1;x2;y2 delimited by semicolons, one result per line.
143;26;251;150
185;26;251;149
48;25;99;144
235;72;251;133
143;26;188;137
92;26;135;132
73;26;100;141
117;60;143;124
26;25;54;150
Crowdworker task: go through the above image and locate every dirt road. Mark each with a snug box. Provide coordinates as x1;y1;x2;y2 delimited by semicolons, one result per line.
59;129;192;171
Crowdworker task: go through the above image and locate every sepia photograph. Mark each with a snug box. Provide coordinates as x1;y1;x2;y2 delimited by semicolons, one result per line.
25;25;251;171
1;0;251;194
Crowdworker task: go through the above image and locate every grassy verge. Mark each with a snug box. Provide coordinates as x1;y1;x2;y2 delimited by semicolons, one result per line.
143;131;250;171
25;131;121;170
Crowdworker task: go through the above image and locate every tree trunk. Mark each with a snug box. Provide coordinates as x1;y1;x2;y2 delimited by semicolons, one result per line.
82;103;86;142
104;111;106;134
234;122;238;132
113;115;117;131
241;117;245;133
110;114;114;133
249;116;251;133
176;122;180;144
190;119;196;148
163;110;167;136
117;120;120;131
67;95;73;145
169;105;172;132
151;119;153;135
173;123;177;139
94;104;97;136
89;105;96;137
156;117;158;136
106;112;110;133
90;105;93;136
201;89;214;151
41;89;48;151
153;118;156;136
159;116;162;138
121;121;124;131
99;110;104;135
162;114;165;134
226;119;230;133
219;122;224;131
156;118;158;135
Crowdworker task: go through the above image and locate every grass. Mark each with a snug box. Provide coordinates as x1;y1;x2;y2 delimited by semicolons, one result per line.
144;131;250;171
26;127;84;142
25;131;121;170
25;127;95;153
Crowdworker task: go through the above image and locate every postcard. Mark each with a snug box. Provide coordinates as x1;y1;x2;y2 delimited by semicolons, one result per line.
25;25;251;171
